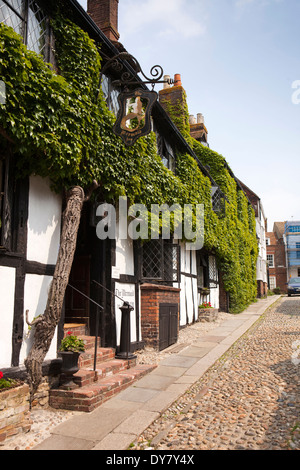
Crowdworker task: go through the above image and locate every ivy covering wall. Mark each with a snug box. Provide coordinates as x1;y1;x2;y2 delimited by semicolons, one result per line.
0;13;258;313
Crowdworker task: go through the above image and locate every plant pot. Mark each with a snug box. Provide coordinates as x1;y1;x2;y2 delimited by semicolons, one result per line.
59;351;81;390
198;307;218;323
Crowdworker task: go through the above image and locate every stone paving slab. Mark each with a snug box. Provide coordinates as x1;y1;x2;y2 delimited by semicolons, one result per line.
141;383;192;413
132;373;175;390
113;410;160;435
91;433;137;451
179;345;213;358
159;355;199;368
43;407;132;442
152;365;189;377
34;435;96;451
114;386;160;403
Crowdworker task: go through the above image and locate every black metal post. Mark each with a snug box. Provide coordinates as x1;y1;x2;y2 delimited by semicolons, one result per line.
116;302;136;360
94;307;100;371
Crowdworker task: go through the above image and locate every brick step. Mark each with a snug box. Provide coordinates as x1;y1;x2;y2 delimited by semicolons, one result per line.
71;359;130;387
63;324;88;337
79;335;101;351
50;364;157;412
79;346;115;369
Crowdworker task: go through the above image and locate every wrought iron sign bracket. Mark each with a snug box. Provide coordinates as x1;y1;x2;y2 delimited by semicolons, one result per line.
99;52;173;146
99;52;174;92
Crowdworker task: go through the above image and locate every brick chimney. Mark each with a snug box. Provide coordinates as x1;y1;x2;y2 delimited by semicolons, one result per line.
189;113;208;144
87;0;120;42
159;74;192;142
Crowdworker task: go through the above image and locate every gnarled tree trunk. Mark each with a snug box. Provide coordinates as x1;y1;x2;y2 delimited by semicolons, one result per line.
25;184;95;405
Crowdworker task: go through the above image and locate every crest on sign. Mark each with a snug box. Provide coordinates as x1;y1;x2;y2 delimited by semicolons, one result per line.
114;88;157;146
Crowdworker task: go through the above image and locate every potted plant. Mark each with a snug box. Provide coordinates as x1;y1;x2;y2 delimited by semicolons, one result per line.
198;301;218;322
59;332;85;389
198;301;212;309
0;371;20;392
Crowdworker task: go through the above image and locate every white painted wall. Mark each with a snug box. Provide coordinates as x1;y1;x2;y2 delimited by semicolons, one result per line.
113;225;137;346
114;223;134;277
27;176;62;265
114;282;137;347
256;202;267;284
209;285;220;309
20;274;58;364
0;266;16;368
178;243;198;326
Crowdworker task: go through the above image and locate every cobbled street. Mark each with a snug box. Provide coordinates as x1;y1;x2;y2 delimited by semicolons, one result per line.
132;296;300;451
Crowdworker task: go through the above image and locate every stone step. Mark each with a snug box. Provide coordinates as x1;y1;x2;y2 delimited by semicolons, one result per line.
49;364;157;412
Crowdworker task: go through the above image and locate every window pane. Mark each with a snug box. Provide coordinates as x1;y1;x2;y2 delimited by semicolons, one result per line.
101;75;120;116
27;0;47;55
0;0;24;37
9;0;23;15
269;277;276;290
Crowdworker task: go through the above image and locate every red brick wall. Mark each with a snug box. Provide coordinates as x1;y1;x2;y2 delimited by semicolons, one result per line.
257;280;268;298
140;284;180;349
266;231;287;293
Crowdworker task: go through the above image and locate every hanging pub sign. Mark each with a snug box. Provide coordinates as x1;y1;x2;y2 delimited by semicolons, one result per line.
98;52;172;146
114;88;157;146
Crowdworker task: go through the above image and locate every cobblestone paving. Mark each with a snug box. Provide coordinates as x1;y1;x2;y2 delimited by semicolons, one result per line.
132;297;300;450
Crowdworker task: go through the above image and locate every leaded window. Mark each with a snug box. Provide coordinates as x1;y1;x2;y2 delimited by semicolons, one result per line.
156;134;175;172
211;186;225;218
0;0;49;58
141;239;180;283
101;74;120;116
208;255;218;288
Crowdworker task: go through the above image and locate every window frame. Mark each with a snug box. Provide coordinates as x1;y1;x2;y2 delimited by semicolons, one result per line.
156;133;175;172
269;276;276;290
287;225;300;233
267;254;274;268
0;0;50;59
101;74;121;116
141;238;181;284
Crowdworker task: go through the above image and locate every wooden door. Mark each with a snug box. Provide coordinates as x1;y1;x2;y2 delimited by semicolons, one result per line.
159;303;178;351
65;255;91;328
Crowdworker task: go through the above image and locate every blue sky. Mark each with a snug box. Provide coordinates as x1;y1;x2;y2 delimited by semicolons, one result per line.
78;0;300;230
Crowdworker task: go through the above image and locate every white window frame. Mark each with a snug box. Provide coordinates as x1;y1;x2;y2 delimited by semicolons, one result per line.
267;254;274;268
269;276;276;290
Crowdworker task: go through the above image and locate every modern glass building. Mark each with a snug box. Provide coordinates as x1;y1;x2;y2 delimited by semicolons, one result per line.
284;221;300;279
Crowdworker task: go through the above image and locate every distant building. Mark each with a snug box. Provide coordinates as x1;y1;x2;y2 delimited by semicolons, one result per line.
284;221;300;280
266;222;287;293
238;181;268;297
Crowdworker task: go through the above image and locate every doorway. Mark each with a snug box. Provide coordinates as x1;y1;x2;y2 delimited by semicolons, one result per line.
65;255;91;330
